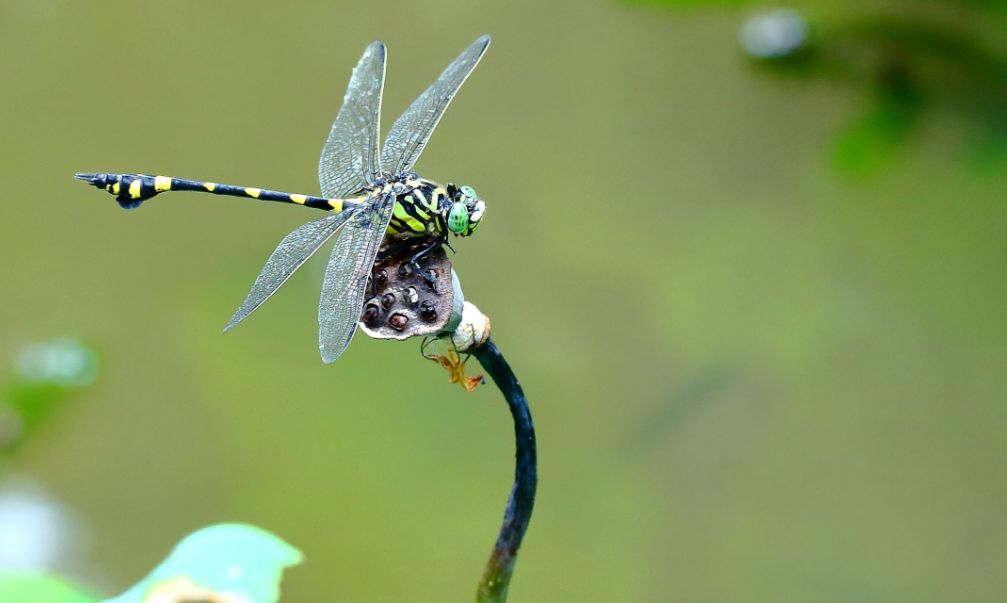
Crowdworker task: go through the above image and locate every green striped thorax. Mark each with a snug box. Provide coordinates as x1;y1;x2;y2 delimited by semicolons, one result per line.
447;184;485;237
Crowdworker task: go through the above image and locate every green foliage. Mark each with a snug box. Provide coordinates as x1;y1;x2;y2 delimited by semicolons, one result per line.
773;11;1007;171
650;0;1007;173
1;339;98;453
831;66;922;176
0;572;96;603
103;524;302;603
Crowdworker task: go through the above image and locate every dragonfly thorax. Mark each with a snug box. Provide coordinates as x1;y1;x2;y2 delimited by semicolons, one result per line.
384;178;485;239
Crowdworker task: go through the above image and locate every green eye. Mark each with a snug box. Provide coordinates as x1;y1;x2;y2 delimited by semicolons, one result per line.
461;185;477;198
447;202;470;234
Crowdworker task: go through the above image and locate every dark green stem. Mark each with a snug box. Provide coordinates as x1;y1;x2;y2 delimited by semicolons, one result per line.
473;339;537;603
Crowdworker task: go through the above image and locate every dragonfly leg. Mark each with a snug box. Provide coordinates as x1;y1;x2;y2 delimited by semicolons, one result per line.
409;236;447;285
420;335;440;360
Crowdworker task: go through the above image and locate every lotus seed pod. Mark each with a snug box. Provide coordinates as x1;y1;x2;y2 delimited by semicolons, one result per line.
358;242;457;340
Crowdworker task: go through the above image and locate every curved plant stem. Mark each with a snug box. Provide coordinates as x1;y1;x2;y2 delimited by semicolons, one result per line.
472;339;537;603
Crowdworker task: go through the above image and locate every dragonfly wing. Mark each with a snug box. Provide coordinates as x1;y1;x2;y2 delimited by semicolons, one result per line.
318;41;386;198
380;35;490;176
318;193;396;364
225;210;358;332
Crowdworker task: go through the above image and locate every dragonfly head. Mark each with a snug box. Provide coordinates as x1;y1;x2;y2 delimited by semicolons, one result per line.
446;184;485;237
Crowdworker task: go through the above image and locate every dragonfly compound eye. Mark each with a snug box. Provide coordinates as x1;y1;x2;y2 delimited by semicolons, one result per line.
447;201;470;234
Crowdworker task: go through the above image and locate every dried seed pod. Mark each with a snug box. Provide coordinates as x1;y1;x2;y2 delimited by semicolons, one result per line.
358;241;463;340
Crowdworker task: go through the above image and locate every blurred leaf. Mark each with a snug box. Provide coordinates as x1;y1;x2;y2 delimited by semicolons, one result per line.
831;66;922;176
840;14;1007;91
0;572;97;603
640;0;1007;173
103;524;302;603
2;340;99;453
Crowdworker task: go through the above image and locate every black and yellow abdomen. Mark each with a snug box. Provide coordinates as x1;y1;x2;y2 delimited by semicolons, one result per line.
75;172;456;240
74;173;360;212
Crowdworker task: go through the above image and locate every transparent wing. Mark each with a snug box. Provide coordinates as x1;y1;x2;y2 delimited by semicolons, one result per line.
317;193;396;364
318;41;386;198
380;35;490;176
224;209;358;332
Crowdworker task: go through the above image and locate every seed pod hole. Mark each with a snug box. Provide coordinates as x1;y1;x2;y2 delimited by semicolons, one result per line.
420;300;438;322
363;304;381;326
359;241;455;340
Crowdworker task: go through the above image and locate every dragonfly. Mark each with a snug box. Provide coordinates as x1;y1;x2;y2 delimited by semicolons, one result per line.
77;35;490;364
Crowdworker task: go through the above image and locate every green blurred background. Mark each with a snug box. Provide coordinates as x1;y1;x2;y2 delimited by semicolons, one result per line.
1;0;1005;601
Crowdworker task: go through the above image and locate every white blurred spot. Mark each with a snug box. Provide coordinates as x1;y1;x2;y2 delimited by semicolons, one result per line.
739;8;808;59
0;479;72;570
15;338;99;387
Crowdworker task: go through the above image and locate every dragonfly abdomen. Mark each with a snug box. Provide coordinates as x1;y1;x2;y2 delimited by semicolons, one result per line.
74;173;358;212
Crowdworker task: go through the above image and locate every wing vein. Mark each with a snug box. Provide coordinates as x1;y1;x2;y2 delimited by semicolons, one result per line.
380;35;490;176
317;193;397;363
225;209;358;332
318;41;386;197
